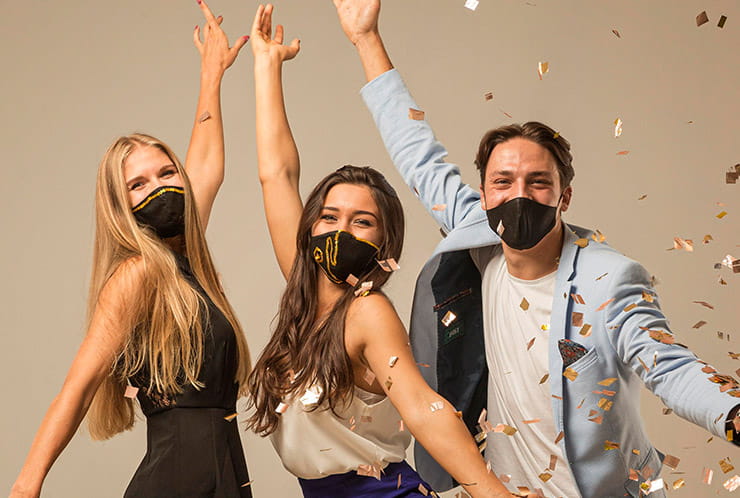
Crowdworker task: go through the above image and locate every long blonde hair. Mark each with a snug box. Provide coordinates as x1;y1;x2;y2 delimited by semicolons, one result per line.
87;133;251;440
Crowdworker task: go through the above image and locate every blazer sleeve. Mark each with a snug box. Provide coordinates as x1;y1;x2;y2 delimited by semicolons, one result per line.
603;259;739;438
361;69;481;234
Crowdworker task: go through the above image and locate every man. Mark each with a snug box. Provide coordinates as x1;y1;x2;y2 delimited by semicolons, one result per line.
332;1;740;496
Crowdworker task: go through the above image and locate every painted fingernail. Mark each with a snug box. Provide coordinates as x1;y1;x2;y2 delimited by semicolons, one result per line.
196;0;202;4
243;35;250;41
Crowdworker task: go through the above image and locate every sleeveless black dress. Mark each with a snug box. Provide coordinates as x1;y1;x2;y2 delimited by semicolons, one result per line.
124;254;252;498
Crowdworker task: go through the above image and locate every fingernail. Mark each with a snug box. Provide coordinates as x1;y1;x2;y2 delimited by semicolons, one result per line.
242;35;250;41
196;0;202;4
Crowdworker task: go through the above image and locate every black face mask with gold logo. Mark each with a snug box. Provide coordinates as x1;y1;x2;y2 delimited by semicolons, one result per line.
309;230;379;284
131;186;185;239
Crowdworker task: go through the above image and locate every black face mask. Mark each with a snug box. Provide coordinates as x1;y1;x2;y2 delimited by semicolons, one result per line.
485;197;559;250
131;186;185;239
309;230;379;284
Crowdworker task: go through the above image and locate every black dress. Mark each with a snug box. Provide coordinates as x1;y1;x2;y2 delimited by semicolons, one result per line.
124;254;252;498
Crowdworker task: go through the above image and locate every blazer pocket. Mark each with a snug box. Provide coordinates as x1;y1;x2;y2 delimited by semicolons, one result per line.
568;346;599;374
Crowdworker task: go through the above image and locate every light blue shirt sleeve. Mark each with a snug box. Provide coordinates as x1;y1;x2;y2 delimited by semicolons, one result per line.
360;69;482;235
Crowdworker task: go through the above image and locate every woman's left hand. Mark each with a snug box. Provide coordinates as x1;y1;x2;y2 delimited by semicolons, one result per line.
193;0;249;78
250;4;300;64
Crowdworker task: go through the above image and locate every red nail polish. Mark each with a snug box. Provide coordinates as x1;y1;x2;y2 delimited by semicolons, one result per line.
243;35;250;41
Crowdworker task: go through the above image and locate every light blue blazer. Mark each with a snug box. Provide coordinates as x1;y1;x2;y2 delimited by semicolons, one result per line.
360;69;739;498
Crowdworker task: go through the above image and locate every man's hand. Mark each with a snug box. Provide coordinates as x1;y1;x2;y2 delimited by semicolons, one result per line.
333;0;381;46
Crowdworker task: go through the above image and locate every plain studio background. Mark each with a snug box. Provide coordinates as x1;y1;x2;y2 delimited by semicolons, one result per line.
1;0;738;496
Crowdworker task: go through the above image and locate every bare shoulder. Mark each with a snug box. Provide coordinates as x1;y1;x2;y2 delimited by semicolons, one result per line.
346;292;403;335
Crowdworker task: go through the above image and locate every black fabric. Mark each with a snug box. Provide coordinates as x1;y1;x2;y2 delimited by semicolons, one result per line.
125;254;251;497
485;197;558;250
309;230;379;284
132;186;186;239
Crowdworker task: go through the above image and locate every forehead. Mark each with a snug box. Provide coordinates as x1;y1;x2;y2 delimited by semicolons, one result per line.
323;183;378;212
486;137;557;176
123;145;173;179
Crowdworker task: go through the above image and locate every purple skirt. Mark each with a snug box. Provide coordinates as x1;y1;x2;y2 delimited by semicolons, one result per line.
298;460;436;497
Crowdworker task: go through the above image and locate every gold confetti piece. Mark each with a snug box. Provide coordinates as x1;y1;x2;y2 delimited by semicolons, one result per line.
596;298;614;311
720;277;728;285
638;356;650;372
724;475;740;491
346;274;359;286
577;399;585;409
638;194;648;200
616;150;630;155
223;412;238;422
588;409;599;418
388;356;399;367
641;290;654;303
720;458;735;474
441;310;457;327
516;487;531;495
553;132;560;139
463;0;479;11
538;472;552;482
399;419;405;432
628;468;639;481
612;29;621;38
598;377;617;386
596;272;609;281
522;419;541;424
500;474;511;483
520;297;530;311
591;230;606;243
484;91;494;101
604;440;620;450
197;110;211;123
717;211;728;219
672;478;686;490
693;320;707;329
571;293;586;305
377;258;400;272
589;415;604;424
493;424;518;436
647;329;674;344
554;431;565;444
431;204;446;211
717;15;728;28
417;362;430;368
357;464;381;480
319;448;333;452
124;385;139;399
546;454;558;471
574;238;589;248
672;237;694;252
430;401;444;412
633;449;641;455
363;368;376;385
539;373;549;384
397;473;402;490
526;337;536;351
614;118;623;137
663;455;680;470
597;398;613;411
572;312;584;327
702;365;717;374
702;467;714;484
696;10;709;27
538;61;549;80
623;303;637;312
408;108;425;120
384;377;393;391
563;368;578;381
727;172;739;184
354;281;373;297
275;401;289;414
708;436;714;443
579;324;593;337
703;234;713;244
540;323;550;331
241;481;253;488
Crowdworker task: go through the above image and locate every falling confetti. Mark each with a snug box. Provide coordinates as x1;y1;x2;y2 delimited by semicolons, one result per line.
599;377;617;386
591;230;606;243
346;274;359;286
124;385;139;399
694;300;715;310
572;312;584;327
580;324;593;337
388;356;399;367
520;297;530;311
696;11;709;27
197;110;211;123
223;412;238;422
357;464;381;480
464;0;479;11
539;373;549;384
275;401;289;414
574;238;589;248
623;303;637;312
571;293;586;305
484;92;494;101
703;467;714;484
363;368;376;385
432;204;447;211
384;377;393;390
718;15;728;28
672;478;686;490
354;281;373;297
430;401;444;412
663;455;680;470
638;194;648;200
441;310;457;327
526;337;536;351
563;368;578;381
493;424;518;435
408;108;425;120
616;150;630;155
724;475;740;491
538;61;549;80
720;458;735;474
377;258;400;272
614;118;623;137
604;440;620;450
538;472;552;482
612;29;621;38
555;431;565;444
693;321;708;329
717;211;728;219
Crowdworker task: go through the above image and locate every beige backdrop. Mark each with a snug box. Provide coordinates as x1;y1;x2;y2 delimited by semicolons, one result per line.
1;0;738;496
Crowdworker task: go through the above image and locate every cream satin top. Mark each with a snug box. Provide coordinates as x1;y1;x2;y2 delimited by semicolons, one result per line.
269;386;411;479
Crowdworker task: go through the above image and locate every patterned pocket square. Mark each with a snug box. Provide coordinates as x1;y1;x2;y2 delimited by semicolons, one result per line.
559;339;588;368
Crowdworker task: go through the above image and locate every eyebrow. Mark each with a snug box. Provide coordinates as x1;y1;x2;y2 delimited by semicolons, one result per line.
322;206;379;219
488;169;554;179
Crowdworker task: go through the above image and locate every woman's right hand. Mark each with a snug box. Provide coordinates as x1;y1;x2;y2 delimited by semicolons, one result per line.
250;4;300;64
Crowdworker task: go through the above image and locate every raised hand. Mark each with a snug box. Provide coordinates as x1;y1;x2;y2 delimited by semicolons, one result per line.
193;0;249;78
333;0;381;46
251;4;300;63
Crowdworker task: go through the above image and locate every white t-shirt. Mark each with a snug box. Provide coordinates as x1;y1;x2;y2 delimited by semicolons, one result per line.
471;245;580;498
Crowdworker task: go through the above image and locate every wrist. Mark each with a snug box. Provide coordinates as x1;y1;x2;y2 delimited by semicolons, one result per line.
354;30;381;50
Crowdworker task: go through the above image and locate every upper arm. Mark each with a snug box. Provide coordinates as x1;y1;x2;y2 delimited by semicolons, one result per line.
187;169;222;231
360;69;481;233
346;294;442;419
61;259;144;403
260;173;304;279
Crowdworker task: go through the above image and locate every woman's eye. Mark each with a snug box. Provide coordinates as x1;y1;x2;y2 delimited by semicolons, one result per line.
129;182;144;191
354;219;372;227
320;214;337;221
162;169;176;178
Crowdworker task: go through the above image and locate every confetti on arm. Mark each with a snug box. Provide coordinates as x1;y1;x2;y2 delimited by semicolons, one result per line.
197;110;212;123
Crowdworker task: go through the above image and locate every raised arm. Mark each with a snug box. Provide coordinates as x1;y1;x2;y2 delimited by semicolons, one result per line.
251;4;303;279
10;260;144;498
334;0;484;234
346;294;514;498
186;0;249;229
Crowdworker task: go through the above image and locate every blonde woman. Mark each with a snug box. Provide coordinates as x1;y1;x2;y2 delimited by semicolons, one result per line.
10;3;253;497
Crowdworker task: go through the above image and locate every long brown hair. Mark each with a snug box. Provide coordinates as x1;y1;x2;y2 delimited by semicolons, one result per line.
247;165;404;435
86;133;252;440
